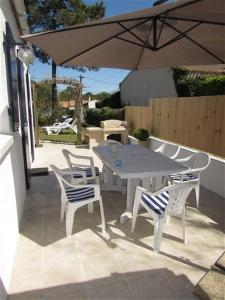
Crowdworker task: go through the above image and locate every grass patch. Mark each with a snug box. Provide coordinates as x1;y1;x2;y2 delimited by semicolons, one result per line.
39;128;77;144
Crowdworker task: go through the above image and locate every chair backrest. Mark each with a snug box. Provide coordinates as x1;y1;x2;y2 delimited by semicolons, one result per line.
155;143;180;159
99;139;122;146
62;149;75;170
154;143;166;154
192;152;211;171
165;181;195;216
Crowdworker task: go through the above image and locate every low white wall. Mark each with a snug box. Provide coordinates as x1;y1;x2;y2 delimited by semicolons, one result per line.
128;135;225;198
0;136;25;300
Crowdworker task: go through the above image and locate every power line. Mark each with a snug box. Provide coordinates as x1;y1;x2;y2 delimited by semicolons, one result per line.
83;76;118;86
31;75;119;86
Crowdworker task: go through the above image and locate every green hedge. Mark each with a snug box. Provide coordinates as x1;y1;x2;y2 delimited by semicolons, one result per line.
85;107;123;127
173;67;225;97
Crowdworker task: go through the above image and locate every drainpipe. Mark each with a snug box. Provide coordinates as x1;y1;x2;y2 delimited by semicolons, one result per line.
10;0;29;35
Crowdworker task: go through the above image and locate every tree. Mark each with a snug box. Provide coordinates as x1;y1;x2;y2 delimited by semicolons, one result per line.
35;81;52;110
25;0;105;109
95;91;111;101
58;86;76;102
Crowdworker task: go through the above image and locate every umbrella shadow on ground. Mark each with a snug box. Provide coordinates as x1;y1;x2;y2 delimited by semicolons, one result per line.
8;268;198;300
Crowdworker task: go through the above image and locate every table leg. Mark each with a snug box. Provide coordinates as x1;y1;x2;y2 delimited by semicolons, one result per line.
120;178;140;223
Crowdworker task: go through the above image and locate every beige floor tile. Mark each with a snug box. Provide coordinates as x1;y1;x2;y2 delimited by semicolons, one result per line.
86;276;132;300
9;265;45;294
42;283;88;300
81;252;124;284
8;289;44;300
75;228;113;259
127;269;177;299
43;257;84;286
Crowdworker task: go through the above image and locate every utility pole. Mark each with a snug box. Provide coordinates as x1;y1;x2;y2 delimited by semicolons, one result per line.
75;75;84;145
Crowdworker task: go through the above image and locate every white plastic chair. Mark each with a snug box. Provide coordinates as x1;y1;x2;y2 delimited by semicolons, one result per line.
169;152;211;207
50;164;106;237
152;143;180;190
131;181;195;252
62;149;100;185
44;118;77;135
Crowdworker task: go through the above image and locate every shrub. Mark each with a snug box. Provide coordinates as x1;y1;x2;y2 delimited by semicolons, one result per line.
133;128;150;141
85;107;123;127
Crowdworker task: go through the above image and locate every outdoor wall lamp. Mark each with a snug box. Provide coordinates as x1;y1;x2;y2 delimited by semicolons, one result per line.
17;44;35;65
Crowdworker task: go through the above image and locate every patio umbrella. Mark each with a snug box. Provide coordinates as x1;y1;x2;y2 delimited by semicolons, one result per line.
22;0;225;70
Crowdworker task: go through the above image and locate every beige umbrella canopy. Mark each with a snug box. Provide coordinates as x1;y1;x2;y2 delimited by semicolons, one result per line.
22;0;225;70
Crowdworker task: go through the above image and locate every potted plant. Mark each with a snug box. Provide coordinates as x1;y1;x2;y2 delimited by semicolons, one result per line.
133;128;150;147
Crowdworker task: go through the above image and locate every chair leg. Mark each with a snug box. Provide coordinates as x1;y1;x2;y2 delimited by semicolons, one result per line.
182;207;187;244
99;197;106;233
66;205;77;237
131;200;140;232
88;202;94;213
153;218;164;252
195;184;200;208
96;176;100;185
60;195;67;221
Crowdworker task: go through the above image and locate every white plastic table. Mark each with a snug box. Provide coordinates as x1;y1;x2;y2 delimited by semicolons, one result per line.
93;144;188;222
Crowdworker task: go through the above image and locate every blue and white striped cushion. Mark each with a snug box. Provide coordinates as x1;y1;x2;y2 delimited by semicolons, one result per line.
142;191;169;215
169;173;197;182
73;167;100;179
65;186;95;203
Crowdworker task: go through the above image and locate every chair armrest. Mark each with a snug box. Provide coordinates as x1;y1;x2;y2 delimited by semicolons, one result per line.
53;168;87;179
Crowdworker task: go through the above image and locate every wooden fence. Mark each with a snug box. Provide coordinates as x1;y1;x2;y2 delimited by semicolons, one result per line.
125;96;225;158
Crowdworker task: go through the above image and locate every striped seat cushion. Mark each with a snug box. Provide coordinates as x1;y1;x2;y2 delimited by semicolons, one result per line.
142;191;169;215
73;167;100;179
65;186;95;203
169;173;197;182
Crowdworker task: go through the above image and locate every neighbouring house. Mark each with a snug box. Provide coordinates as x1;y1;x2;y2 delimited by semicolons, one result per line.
58;99;91;110
120;68;177;106
120;65;225;106
58;99;76;110
0;1;34;299
88;99;99;109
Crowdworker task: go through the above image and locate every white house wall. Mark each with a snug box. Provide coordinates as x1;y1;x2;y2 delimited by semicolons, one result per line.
120;68;177;106
0;0;27;298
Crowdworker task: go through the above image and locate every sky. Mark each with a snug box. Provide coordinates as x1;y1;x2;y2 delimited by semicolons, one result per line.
30;0;158;94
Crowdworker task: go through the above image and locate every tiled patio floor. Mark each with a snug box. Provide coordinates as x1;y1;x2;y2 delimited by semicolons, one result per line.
8;144;225;300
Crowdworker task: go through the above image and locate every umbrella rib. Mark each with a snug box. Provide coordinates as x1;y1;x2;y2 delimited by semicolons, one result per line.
135;19;154;70
156;11;168;46
59;18;151;65
117;22;151;48
163;20;225;63
157;20;202;50
116;37;151;50
166;16;225;27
